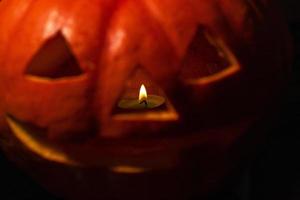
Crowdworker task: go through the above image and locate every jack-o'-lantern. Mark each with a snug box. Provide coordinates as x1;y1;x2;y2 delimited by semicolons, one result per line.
0;0;292;199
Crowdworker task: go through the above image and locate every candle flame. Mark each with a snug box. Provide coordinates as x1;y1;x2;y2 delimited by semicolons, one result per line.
139;84;147;103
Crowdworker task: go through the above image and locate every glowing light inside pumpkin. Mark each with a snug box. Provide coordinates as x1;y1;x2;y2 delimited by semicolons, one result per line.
118;84;165;109
139;84;148;104
111;165;147;174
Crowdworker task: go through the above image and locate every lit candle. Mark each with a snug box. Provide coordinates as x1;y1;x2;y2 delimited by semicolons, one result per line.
118;84;165;109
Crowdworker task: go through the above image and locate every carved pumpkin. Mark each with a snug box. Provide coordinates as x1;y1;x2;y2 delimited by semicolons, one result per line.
0;0;291;199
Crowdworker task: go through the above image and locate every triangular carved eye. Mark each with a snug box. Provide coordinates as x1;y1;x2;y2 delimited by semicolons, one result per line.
25;32;83;79
180;27;240;85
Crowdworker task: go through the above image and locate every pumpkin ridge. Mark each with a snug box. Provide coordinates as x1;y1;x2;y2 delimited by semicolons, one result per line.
0;1;293;199
0;0;36;128
0;0;35;66
138;0;186;58
85;0;126;125
246;0;264;19
0;0;292;141
135;0;181;64
140;0;198;58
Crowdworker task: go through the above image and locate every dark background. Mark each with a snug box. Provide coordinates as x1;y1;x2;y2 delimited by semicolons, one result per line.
0;1;300;199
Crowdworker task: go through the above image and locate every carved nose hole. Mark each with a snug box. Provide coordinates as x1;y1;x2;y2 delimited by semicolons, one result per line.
112;67;178;122
25;32;84;80
180;27;240;85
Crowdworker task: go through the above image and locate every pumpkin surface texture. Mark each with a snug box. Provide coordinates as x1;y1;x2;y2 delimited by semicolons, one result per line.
0;0;292;199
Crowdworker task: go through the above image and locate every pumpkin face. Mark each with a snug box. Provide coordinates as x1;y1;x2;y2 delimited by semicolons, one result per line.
0;0;291;165
0;0;292;199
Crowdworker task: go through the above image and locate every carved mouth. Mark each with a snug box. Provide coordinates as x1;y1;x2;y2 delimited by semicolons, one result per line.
5;115;183;171
6;113;252;172
6;115;79;165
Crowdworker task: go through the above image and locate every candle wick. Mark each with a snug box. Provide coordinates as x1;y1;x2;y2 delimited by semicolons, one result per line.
140;100;148;107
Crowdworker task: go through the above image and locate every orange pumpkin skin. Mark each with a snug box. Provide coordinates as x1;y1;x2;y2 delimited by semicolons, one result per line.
0;0;292;199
